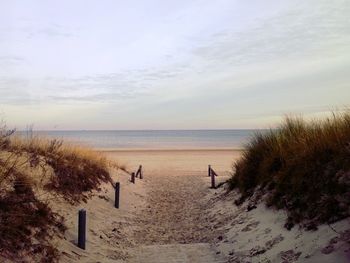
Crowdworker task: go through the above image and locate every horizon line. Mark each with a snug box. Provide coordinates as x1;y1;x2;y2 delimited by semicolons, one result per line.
16;128;271;132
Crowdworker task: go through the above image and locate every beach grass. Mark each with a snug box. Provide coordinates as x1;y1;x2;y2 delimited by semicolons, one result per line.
229;112;350;229
9;134;114;202
0;125;114;261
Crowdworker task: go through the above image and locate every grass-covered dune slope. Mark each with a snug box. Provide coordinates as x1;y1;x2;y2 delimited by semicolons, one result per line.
0;126;114;262
229;112;350;229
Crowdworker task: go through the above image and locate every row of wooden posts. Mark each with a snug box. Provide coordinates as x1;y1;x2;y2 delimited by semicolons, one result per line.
130;164;143;184
77;165;143;249
77;164;218;250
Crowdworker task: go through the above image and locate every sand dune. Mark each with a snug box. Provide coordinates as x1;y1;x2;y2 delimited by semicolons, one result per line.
52;149;349;262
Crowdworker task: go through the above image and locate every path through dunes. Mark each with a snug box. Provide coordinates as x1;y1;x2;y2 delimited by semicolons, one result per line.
133;171;217;244
107;149;240;262
130;171;225;263
132;244;224;263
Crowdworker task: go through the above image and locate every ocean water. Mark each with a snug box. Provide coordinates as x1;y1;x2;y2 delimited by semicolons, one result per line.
19;130;262;149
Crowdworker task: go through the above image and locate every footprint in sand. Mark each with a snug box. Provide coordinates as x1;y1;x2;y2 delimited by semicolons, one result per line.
241;221;260;232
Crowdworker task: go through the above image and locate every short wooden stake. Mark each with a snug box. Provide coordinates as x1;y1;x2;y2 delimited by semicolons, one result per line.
208;165;211;177
211;170;216;189
131;172;135;184
139;165;143;179
78;209;86;250
115;182;120;208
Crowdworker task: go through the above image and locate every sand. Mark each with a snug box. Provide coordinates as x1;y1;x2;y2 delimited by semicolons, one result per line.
107;149;237;262
53;149;350;263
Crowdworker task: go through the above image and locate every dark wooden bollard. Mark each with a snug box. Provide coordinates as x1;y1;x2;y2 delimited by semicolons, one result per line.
135;165;143;179
78;209;86;250
211;169;216;189
208;165;211;177
131;172;135;184
115;182;120;208
139;165;143;179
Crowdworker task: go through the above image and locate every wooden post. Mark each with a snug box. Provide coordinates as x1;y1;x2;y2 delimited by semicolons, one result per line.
139;165;143;179
208;165;211;177
115;182;120;208
211;169;216;189
131;172;135;184
78;209;86;250
135;165;142;179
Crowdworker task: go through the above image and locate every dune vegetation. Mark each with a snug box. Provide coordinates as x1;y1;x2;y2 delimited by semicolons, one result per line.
0;124;114;262
229;112;350;230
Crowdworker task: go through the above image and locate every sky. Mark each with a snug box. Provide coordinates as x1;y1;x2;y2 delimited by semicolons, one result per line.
0;0;349;130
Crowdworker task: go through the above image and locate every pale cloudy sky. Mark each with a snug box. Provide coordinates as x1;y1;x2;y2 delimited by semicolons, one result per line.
0;0;349;130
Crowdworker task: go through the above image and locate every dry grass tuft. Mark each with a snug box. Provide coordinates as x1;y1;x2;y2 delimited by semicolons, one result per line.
229;112;350;229
8;135;113;203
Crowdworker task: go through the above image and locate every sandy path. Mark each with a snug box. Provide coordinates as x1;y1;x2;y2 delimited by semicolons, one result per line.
132;244;224;263
133;170;213;244
107;149;241;262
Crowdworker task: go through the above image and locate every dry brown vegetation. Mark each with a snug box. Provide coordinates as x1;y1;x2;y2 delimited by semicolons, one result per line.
229;112;350;230
9;135;113;202
0;125;114;262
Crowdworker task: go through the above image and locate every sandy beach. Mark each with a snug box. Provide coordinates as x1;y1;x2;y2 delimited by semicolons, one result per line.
51;148;350;263
106;148;239;175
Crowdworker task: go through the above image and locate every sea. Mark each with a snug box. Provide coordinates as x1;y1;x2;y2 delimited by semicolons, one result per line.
18;130;263;150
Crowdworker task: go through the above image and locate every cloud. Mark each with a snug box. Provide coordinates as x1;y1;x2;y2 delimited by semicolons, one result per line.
0;70;157;104
0;77;38;105
0;55;25;62
191;0;350;68
26;23;77;39
0;55;26;68
0;21;77;41
49;91;149;102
